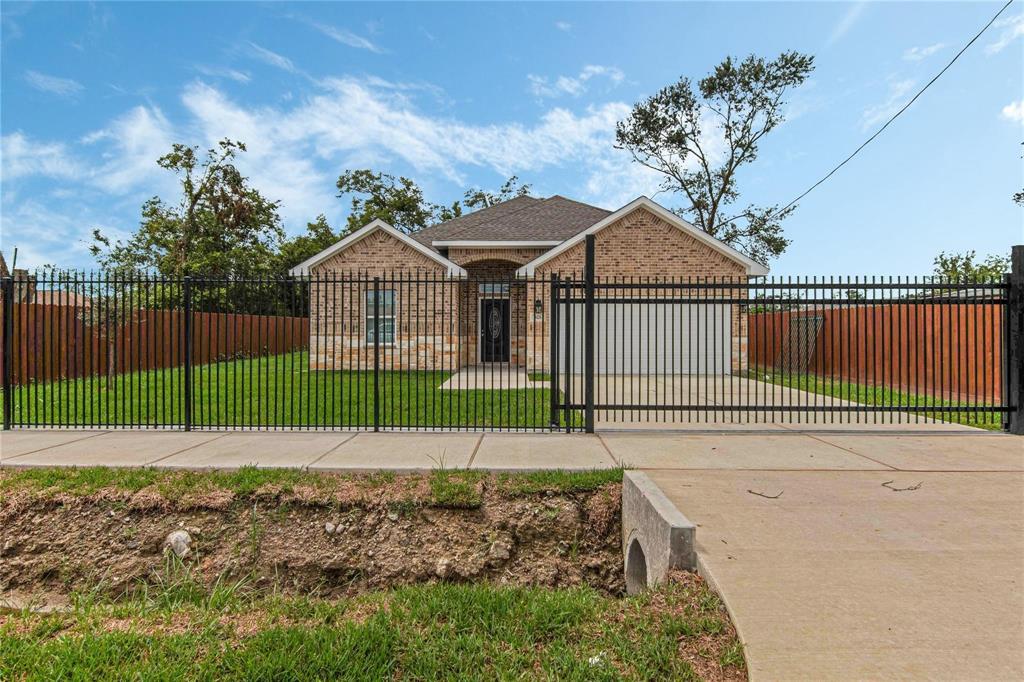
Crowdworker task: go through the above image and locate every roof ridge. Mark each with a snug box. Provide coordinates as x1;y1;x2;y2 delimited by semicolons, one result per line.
546;194;611;212
441;195;541;241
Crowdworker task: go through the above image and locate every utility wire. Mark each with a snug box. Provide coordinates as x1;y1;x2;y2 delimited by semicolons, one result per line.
779;0;1016;214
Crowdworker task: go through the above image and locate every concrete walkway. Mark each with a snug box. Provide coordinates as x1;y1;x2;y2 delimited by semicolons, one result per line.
645;431;1024;681
0;429;620;471
0;423;1003;472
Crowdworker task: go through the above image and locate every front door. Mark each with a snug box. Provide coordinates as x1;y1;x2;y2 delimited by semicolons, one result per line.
480;299;511;362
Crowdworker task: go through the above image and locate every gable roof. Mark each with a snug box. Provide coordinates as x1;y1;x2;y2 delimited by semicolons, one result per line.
288;219;467;277
516;196;770;277
413;195;611;246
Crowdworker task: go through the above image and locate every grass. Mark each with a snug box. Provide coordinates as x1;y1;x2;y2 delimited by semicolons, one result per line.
0;562;743;681
2;350;580;429
746;368;1003;431
0;465;623;507
496;468;624;496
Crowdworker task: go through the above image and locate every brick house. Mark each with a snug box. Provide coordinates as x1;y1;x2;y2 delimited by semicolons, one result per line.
289;195;768;374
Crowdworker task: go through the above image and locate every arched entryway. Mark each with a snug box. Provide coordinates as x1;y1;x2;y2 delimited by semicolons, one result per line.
462;259;525;365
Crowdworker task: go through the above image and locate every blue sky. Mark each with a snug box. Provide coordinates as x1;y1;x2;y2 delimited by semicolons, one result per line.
2;1;1022;275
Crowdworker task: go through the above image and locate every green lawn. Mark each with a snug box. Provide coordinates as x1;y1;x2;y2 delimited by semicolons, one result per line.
0;572;742;681
745;368;1004;431
2;351;577;429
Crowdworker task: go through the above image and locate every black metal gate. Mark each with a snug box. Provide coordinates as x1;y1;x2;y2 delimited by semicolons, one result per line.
549;239;1022;433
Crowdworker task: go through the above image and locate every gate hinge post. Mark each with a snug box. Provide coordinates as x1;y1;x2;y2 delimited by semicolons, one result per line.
1;276;13;431
584;235;596;433
1007;245;1024;435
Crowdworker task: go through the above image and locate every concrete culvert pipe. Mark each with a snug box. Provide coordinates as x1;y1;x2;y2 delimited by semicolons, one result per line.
625;538;648;594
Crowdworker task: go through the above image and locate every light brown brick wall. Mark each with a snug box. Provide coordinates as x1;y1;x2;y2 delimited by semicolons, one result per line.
527;207;751;372
308;212;754;374
448;247;547;267
535;207;747;279
309;230;459;371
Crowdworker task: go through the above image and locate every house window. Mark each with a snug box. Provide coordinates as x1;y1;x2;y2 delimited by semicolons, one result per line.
365;290;396;344
478;283;511;295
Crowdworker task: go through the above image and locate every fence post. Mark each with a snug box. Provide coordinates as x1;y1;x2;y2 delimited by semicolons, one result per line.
373;276;381;432
2;276;12;430
584;234;596;433
183;276;193;432
549;274;560;428
1007;245;1024;435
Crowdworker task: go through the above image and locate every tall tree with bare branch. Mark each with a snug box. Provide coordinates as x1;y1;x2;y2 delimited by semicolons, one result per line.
616;52;814;264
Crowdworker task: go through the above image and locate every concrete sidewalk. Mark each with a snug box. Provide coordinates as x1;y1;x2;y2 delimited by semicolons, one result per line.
646;432;1024;681
1;426;1019;473
0;429;619;472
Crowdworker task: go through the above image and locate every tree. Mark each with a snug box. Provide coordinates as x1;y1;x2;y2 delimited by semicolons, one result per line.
91;139;283;277
933;250;1010;282
463;175;532;210
336;170;455;235
615;52;814;264
276;215;340;272
335;170;531;234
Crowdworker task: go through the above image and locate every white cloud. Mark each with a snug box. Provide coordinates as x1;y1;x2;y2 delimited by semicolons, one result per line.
1001;99;1024;123
555;21;572;32
307;20;384;53
827;2;867;46
902;43;946;61
528;65;625;99
195;65;251;83
0;198;106;268
1;133;81;181
861;78;916;130
247;42;299;73
4;74;695;265
24;70;84;97
81;105;175;193
986;13;1024;54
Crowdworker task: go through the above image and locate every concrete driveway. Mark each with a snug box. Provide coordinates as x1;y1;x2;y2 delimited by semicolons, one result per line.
645;432;1024;681
565;375;972;428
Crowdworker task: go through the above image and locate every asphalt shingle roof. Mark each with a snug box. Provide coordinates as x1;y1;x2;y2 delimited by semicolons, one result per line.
413;195;610;247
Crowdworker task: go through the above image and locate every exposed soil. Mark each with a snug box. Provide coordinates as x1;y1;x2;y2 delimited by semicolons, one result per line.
0;473;624;608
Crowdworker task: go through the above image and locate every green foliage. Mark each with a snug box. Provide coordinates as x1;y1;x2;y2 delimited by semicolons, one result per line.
462;175;532;210
1;352;570;428
275;214;341;271
336;169;532;235
428;470;485;508
1;579;743;680
497;468;623;496
336;169;455;235
616;52;814;264
90;140;284;277
932;250;1010;282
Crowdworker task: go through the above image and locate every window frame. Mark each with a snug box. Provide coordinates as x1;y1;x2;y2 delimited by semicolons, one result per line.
365;289;396;345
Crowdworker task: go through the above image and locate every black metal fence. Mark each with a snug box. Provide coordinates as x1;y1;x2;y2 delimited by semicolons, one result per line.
548;240;1022;432
0;271;560;431
1;243;1021;433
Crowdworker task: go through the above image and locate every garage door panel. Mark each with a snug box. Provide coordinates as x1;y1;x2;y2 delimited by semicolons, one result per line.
557;303;731;375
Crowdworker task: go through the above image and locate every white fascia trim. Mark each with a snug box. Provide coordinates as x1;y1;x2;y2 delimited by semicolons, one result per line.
431;240;562;248
515;196;770;277
288;219;467;277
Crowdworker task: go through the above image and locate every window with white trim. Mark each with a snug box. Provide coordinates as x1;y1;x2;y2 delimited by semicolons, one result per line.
365;290;396;344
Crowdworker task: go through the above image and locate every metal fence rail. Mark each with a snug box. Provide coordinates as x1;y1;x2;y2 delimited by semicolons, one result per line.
547;239;1022;433
1;243;1021;433
552;275;1012;429
0;272;561;431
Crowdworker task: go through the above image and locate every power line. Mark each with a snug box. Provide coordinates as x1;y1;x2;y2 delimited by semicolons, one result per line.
779;0;1016;214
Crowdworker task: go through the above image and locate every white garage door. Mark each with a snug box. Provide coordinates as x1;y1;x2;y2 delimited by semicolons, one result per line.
557;303;732;375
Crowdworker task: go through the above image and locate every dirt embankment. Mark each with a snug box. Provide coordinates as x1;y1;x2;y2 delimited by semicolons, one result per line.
0;471;623;606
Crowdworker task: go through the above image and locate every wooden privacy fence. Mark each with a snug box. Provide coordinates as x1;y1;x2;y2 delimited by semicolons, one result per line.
1;303;309;386
748;303;1003;403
